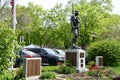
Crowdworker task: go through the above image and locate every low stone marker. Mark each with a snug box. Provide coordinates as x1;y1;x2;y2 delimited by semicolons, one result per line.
23;58;42;80
96;56;103;68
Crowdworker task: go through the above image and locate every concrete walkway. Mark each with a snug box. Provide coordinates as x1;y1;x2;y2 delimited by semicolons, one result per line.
56;73;66;80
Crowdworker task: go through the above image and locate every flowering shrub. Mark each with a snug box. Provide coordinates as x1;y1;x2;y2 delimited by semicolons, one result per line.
88;61;99;71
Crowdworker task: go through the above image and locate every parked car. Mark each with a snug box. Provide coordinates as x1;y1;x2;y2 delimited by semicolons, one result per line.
53;49;65;56
27;48;65;65
24;44;40;49
14;50;40;67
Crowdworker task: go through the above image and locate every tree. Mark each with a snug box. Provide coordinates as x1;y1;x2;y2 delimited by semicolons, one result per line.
70;0;113;49
98;14;120;40
41;4;71;48
0;21;15;75
0;0;11;22
15;0;117;49
16;2;44;45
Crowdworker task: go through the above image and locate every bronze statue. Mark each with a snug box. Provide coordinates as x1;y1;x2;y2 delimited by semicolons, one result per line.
70;10;80;48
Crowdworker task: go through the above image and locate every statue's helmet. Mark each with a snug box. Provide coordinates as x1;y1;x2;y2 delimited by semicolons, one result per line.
74;10;79;16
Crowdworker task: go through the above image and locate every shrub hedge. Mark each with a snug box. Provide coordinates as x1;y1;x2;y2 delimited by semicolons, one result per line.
58;62;76;74
40;72;56;79
87;39;120;66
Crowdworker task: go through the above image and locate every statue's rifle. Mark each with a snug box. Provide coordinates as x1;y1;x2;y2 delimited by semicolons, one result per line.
72;0;74;15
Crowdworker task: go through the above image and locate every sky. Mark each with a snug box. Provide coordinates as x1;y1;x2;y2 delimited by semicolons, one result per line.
112;0;120;15
16;0;68;9
16;0;120;15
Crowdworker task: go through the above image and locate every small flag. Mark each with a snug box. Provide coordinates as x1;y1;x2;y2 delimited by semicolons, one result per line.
10;0;17;30
10;0;14;15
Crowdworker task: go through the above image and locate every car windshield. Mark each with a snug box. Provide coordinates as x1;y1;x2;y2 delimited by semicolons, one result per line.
57;50;65;55
43;48;57;55
22;50;38;56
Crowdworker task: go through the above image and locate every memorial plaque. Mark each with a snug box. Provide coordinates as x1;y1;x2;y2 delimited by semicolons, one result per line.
98;57;103;66
65;49;87;72
24;58;41;79
66;52;77;66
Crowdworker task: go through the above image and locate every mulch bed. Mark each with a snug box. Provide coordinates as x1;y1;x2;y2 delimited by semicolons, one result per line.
56;73;120;80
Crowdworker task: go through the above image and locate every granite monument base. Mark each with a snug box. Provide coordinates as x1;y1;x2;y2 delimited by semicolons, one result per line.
65;49;88;72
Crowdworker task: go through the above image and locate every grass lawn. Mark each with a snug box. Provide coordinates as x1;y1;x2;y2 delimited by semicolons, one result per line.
111;66;120;74
41;66;120;75
86;64;120;75
41;65;120;80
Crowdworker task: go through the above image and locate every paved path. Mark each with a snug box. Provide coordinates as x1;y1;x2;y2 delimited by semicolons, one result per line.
56;73;66;80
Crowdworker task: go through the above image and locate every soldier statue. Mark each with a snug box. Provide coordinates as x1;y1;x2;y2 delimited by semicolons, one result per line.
70;10;80;48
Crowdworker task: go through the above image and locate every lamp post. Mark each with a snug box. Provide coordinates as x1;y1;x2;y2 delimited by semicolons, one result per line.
19;35;24;44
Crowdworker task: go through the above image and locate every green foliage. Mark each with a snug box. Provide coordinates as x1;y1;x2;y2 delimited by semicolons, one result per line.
0;70;14;80
88;61;95;66
98;14;120;40
14;66;25;80
66;78;73;80
58;63;76;74
88;61;99;71
76;1;111;48
15;0;116;49
0;21;16;75
111;66;120;74
40;72;56;79
94;67;116;79
87;71;98;76
87;67;116;78
87;39;120;66
41;66;58;72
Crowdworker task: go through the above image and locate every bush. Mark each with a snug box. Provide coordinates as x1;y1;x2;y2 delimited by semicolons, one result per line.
88;61;99;71
0;70;14;80
0;22;15;75
14;66;25;80
40;72;56;79
87;71;98;76
58;63;76;74
87;39;120;66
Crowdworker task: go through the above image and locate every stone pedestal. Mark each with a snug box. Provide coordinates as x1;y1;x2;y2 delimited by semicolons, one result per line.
65;49;87;72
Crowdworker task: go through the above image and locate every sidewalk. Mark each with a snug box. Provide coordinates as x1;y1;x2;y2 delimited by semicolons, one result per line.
56;73;66;80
